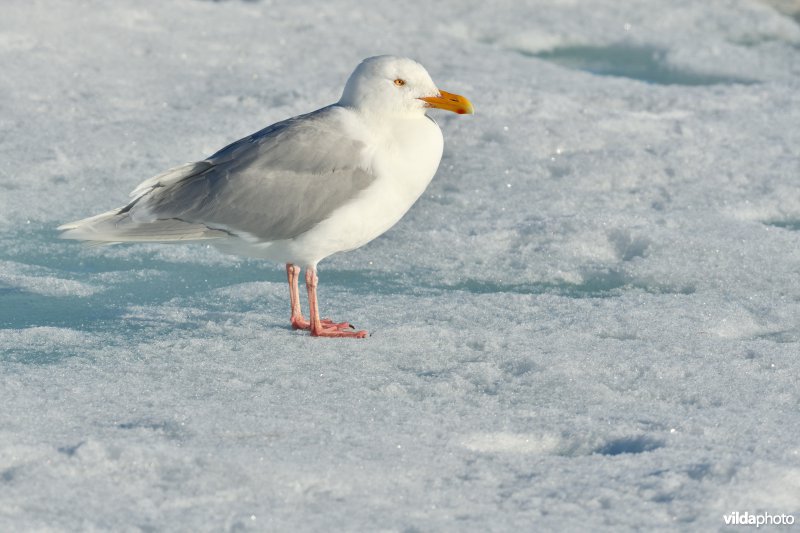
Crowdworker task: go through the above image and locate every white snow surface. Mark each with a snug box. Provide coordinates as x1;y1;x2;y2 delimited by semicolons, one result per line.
1;1;800;531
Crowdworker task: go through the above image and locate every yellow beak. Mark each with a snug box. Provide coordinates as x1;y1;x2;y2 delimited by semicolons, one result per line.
420;90;474;115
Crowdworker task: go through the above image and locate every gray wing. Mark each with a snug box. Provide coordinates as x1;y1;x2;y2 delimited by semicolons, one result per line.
127;106;375;241
60;106;376;244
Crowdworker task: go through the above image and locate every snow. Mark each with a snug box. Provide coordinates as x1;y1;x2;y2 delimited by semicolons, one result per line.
1;0;800;530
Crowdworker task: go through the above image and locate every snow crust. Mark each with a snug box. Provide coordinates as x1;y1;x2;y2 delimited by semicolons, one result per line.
1;0;799;530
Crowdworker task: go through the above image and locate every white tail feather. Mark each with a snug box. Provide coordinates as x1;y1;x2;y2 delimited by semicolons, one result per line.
58;208;228;244
59;160;222;244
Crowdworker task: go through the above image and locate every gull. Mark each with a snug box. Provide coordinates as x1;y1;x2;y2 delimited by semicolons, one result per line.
59;55;473;338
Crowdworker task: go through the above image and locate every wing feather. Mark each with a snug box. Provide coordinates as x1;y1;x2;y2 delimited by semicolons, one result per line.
60;106;377;244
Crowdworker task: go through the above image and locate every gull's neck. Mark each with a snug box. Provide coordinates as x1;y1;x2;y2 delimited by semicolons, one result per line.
337;102;428;128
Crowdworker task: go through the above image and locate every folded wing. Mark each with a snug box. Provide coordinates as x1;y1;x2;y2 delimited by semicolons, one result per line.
59;106;376;244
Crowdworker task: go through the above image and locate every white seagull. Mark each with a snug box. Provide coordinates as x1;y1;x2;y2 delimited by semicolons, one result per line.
59;55;473;338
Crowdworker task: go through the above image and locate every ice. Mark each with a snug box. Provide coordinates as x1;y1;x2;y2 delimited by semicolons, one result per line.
2;0;800;531
0;260;100;297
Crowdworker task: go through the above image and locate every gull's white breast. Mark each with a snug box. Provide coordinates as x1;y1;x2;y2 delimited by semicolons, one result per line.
246;111;443;267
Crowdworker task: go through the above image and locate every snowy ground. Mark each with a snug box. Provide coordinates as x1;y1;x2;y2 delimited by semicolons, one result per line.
2;0;800;531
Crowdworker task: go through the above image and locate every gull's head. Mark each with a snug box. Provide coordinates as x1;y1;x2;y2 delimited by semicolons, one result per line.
339;55;473;118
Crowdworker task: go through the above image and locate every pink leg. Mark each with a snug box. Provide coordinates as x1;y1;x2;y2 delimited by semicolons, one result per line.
287;263;361;334
306;267;367;338
286;263;311;330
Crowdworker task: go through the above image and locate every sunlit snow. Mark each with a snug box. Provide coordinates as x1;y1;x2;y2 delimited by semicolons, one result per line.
1;0;799;531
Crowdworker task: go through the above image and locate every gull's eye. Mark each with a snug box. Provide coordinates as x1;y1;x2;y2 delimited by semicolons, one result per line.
394;79;406;87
